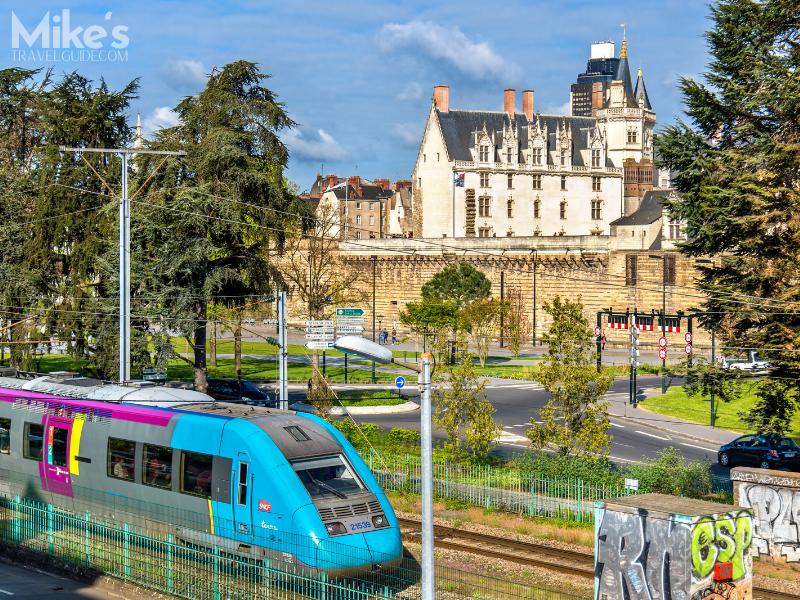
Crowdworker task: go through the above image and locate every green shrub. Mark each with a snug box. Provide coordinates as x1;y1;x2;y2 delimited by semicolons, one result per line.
623;447;712;497
386;427;421;449
508;451;623;488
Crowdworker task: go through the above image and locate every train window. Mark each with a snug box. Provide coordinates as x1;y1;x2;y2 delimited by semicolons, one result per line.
0;418;10;454
181;451;213;499
237;462;248;505
143;444;173;489
23;423;44;461
292;455;364;500
51;427;68;467
108;438;136;482
284;426;310;442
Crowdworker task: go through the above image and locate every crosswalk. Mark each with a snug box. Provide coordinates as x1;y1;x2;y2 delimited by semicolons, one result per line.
487;381;544;391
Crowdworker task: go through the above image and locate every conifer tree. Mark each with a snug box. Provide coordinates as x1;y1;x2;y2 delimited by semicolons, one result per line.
656;0;800;433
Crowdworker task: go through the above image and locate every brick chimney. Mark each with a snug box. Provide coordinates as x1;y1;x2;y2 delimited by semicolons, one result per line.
433;85;449;112
504;88;516;117
347;175;362;197
373;178;390;191
394;179;411;191
325;174;338;190
522;90;534;120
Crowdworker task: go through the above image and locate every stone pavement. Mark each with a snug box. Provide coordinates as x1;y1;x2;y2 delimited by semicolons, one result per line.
604;386;739;447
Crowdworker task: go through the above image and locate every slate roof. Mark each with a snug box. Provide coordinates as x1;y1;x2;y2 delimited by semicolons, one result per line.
615;55;638;109
331;184;393;201
610;189;672;226
436;109;600;166
634;69;652;110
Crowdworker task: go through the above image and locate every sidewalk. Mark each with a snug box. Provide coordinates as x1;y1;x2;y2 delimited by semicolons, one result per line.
606;386;739;447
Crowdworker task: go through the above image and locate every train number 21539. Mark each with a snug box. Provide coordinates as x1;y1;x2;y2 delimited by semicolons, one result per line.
350;521;372;531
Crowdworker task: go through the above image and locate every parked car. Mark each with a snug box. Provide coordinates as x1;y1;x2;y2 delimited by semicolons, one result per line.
205;378;276;407
718;434;800;470
722;351;771;372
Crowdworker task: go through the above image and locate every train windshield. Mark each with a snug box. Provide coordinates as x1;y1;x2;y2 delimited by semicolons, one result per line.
292;455;364;499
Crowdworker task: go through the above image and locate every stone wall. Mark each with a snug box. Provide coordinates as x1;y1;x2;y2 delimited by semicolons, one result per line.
731;467;800;563
313;237;715;352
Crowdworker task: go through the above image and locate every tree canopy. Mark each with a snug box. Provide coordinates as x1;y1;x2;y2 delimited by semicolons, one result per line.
421;263;491;309
655;0;800;431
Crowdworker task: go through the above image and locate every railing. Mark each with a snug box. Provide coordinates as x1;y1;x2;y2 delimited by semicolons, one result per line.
368;451;639;524
451;160;623;175
0;490;586;600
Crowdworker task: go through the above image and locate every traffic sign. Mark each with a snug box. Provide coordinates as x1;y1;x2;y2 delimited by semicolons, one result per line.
305;341;335;350
594;326;601;337
685;344;693;355
305;333;334;341
336;326;364;333
305;326;334;333
395;376;406;389
658;348;667;360
306;320;333;327
684;332;693;344
335;317;364;324
336;308;364;317
658;336;668;348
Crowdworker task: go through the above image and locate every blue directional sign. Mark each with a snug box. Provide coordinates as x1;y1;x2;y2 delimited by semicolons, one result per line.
395;376;406;389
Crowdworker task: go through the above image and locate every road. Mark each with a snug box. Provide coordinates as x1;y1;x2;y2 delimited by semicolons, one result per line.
0;560;124;598
318;376;725;466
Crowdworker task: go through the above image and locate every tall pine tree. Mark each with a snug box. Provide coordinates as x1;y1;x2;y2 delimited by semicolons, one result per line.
656;0;800;433
133;61;297;391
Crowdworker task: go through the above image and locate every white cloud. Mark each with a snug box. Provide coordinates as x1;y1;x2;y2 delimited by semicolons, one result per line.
161;59;208;91
397;81;422;102
378;21;520;84
392;122;422;148
141;106;181;137
540;101;571;116
283;128;347;162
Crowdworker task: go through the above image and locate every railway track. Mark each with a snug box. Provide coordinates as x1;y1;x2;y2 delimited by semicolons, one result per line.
397;517;800;600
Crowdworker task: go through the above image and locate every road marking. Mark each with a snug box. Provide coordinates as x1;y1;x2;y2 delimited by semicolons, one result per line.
635;430;670;441
0;589;14;596
610;455;642;464
616;443;634;448
610;422;625;429
513;423;530;427
680;442;718;453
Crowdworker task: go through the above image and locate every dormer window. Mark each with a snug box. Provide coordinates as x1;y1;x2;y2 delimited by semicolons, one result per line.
506;147;513;163
479;145;489;162
591;149;601;168
532;148;542;165
560;151;566;166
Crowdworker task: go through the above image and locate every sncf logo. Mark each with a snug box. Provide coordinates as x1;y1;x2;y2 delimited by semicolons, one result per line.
258;500;272;512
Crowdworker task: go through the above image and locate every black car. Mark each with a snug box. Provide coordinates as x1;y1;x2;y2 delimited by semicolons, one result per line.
205;378;275;407
718;434;800;470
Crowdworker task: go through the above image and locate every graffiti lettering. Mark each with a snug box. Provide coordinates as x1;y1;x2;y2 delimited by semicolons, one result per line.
595;504;753;600
740;483;800;562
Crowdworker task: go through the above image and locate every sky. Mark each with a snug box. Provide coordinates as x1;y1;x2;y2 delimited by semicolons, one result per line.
2;1;712;191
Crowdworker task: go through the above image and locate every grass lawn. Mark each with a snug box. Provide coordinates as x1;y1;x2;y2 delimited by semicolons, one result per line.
335;390;407;407
639;382;800;442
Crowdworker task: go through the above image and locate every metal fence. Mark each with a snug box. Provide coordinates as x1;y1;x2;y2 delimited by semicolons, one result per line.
0;493;585;600
368;451;640;524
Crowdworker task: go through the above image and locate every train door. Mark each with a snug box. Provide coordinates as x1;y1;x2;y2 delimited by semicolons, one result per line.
233;452;254;542
42;415;73;498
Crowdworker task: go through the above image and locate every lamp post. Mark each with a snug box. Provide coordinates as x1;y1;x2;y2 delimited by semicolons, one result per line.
333;336;435;600
649;254;668;394
531;249;538;347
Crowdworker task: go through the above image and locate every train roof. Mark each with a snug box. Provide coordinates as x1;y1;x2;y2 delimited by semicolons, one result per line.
0;373;215;405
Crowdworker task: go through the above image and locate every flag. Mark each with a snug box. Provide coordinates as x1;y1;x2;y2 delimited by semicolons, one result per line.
454;172;465;187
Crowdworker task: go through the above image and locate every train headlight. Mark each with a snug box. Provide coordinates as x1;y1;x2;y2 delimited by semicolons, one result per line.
371;515;388;528
325;522;347;536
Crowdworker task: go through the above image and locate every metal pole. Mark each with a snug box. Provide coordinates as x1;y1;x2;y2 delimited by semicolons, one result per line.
710;327;716;428
372;255;377;384
687;316;693;369
452;172;456;238
420;357;435;600
499;272;505;348
119;152;130;382
278;289;288;410
532;251;537;347
662;259;667;394
596;311;602;373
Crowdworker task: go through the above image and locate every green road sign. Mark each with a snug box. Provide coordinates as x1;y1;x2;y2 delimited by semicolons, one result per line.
336;307;364;317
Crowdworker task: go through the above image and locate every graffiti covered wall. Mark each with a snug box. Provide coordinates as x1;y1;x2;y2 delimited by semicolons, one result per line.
731;467;800;563
595;494;753;600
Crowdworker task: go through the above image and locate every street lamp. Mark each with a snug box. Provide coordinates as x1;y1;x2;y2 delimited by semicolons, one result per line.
333;336;435;600
649;254;668;394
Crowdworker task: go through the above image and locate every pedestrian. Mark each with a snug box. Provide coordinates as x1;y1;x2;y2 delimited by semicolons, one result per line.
382;329;389;345
601;334;607;350
391;327;397;345
307;378;313;395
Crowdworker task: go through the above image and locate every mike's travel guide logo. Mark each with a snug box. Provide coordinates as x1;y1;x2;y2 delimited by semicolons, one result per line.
11;9;129;62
